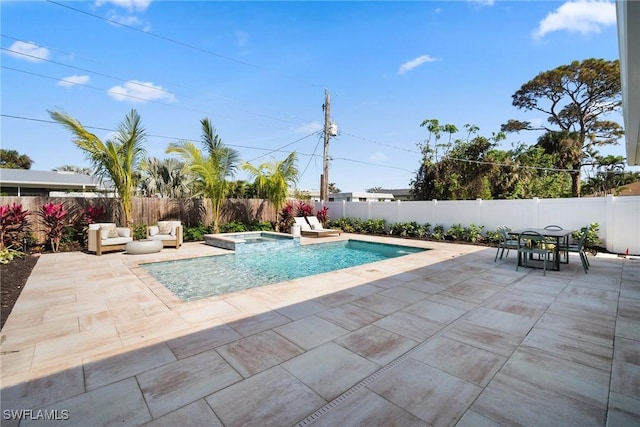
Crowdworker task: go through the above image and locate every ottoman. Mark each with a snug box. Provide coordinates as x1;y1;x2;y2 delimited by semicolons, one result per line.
125;239;163;255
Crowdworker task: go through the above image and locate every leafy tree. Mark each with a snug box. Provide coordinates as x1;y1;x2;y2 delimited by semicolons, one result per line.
328;183;341;193
485;144;571;199
50;109;147;225
242;152;299;231
0;149;33;169
502;58;623;196
139;157;191;198
582;155;636;196
367;186;383;193
412;123;504;200
167;118;240;233
227;180;258;199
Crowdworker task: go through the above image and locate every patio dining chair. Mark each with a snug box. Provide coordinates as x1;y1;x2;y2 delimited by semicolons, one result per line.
516;230;555;275
494;226;519;262
543;225;568;263
558;226;590;274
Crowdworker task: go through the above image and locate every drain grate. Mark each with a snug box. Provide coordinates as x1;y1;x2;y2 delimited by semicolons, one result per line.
294;341;422;426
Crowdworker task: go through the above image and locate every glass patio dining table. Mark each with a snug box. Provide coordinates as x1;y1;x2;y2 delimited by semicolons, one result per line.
508;228;575;271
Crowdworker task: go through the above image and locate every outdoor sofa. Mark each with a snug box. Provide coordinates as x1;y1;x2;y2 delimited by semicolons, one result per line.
147;220;183;249
87;223;133;256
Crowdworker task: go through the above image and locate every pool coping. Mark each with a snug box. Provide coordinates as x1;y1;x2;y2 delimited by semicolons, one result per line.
130;235;436;310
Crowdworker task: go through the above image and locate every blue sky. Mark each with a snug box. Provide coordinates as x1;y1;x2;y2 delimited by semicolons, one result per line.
1;0;628;192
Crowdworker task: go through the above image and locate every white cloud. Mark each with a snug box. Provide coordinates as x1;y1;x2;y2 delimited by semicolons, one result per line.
105;11;151;30
398;55;438;75
295;121;323;134
107;80;175;103
369;151;389;163
533;0;616;39
235;30;250;47
468;0;495;6
4;41;50;62
95;0;151;12
57;75;90;87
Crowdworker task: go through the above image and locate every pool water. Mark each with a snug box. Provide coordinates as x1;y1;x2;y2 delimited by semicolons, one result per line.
142;240;426;301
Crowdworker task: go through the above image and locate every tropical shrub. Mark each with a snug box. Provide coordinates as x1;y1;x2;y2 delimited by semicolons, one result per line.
219;221;247;233
485;229;501;244
316;206;329;226
295;201;314;217
430;225;445;240
279;200;296;231
246;220;273;231
362;219;387;234
328;217;354;233
84;204;105;224
572;222;601;248
38;202;67;252
183;224;211;241
133;224;148;241
464;224;485;243
389;221;430;238
0;248;23;264
446;224;466;241
0;203;31;250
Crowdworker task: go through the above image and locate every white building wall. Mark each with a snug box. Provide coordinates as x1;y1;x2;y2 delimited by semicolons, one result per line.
316;196;640;255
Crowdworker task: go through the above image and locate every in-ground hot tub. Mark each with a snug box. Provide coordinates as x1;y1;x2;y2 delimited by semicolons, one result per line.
204;231;300;254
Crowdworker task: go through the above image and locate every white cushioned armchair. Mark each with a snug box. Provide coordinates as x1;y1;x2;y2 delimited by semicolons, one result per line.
87;223;133;256
147;220;183;249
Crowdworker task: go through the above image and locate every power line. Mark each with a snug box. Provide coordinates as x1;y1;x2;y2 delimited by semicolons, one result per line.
299;133;324;181
246;131;320;163
340;130;421;154
1;65;214;116
1;113;322;158
1;43;319;130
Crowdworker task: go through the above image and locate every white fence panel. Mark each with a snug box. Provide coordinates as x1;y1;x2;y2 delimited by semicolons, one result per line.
375;201;404;224
476;199;537;231
609;196;640;254
316;196;640;255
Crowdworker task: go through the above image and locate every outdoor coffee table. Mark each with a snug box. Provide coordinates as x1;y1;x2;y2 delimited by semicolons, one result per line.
125;239;163;255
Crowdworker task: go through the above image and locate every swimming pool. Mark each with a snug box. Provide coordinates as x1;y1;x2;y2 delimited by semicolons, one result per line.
142;240;426;301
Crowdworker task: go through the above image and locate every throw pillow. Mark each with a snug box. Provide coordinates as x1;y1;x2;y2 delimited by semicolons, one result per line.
149;226;159;236
158;222;172;235
100;225;118;239
117;228;131;238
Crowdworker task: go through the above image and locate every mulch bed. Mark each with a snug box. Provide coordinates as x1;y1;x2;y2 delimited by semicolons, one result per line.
1;254;38;331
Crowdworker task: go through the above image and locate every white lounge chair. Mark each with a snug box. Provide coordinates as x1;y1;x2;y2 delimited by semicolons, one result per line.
296;216;341;238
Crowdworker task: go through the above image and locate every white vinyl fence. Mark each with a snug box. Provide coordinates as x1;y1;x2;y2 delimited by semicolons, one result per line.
316;195;640;255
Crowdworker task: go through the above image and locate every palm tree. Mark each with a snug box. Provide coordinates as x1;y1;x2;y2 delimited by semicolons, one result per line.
139;157;191;198
49;109;147;225
167;118;240;233
242;152;299;231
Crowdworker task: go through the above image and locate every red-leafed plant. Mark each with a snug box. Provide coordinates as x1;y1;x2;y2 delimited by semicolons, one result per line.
295;201;314;217
83;204;105;224
38;202;67;252
279;200;296;231
0;203;31;250
316;206;330;226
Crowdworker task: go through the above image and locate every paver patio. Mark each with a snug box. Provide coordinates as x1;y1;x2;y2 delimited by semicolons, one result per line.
1;234;639;426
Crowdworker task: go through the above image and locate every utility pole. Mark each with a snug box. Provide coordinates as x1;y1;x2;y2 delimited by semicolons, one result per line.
321;89;331;201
